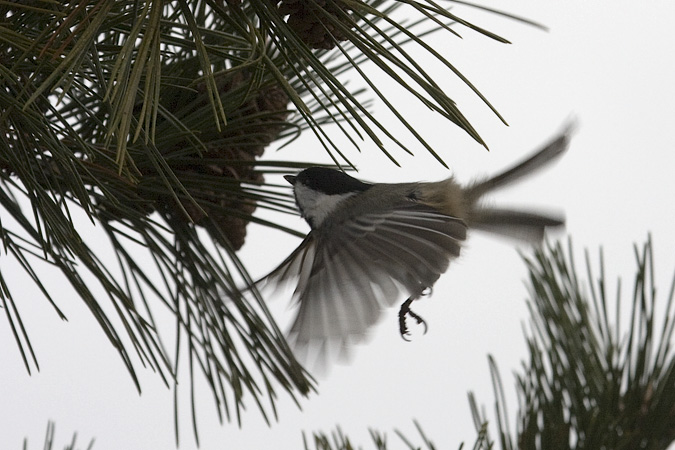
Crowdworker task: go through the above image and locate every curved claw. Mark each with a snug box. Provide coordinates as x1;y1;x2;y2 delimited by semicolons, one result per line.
407;308;428;335
398;296;428;340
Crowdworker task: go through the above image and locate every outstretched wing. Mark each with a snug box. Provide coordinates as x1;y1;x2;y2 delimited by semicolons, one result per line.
263;202;467;359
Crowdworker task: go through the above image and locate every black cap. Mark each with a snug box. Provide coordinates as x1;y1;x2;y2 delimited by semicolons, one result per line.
293;167;372;195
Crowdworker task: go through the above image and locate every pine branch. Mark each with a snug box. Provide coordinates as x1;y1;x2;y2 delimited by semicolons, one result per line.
22;422;94;450
470;236;675;449
23;420;491;450
303;420;491;450
0;0;541;437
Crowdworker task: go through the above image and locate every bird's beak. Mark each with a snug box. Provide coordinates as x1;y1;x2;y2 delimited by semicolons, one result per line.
284;175;296;185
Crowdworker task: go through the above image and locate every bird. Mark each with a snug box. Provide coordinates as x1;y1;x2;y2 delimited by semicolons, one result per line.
262;126;573;364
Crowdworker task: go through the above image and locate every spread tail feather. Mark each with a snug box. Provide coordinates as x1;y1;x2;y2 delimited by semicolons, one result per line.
465;123;575;243
471;208;565;244
467;122;575;200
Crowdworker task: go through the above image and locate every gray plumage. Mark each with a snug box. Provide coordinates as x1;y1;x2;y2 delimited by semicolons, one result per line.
263;124;574;364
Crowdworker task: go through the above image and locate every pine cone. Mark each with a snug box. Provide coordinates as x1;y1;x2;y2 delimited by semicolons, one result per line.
277;0;355;50
154;74;290;250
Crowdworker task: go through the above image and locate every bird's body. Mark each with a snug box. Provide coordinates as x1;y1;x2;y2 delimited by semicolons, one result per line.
264;127;573;361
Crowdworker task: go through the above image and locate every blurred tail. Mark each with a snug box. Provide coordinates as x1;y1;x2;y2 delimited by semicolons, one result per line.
467;123;575;243
466;123;575;200
471;208;565;243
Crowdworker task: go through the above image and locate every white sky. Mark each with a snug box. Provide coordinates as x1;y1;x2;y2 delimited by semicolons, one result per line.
2;1;675;449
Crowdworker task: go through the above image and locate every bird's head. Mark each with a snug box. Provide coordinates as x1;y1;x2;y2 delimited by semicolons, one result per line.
285;168;372;229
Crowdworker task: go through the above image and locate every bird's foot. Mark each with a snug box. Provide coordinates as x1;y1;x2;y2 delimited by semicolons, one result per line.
398;296;428;341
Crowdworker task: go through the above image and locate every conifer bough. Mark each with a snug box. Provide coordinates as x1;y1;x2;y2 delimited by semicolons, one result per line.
0;0;536;437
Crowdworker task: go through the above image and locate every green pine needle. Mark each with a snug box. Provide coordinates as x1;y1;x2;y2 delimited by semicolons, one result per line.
471;237;675;450
1;0;545;439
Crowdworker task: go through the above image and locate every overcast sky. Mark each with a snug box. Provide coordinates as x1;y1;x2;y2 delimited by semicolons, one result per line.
2;1;675;449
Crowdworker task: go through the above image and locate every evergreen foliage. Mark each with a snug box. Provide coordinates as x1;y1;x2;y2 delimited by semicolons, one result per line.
0;0;523;436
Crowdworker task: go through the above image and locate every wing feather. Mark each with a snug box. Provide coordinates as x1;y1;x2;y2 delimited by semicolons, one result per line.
264;202;467;359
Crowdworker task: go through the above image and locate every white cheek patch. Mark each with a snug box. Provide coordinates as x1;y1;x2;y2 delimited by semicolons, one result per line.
294;184;355;228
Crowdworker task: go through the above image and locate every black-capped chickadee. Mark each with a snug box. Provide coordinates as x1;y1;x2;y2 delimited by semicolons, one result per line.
265;126;573;360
